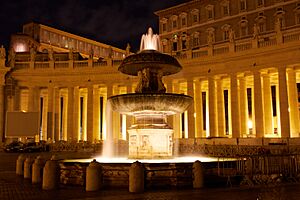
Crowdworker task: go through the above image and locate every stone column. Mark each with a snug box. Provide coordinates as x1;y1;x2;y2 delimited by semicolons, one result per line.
67;87;74;141
230;73;241;138
187;79;195;138
208;77;217;137
278;67;291;138
216;77;225;137
0;85;4;142
28;86;39;112
87;85;94;142
103;84;113;140
239;77;248;136
253;71;264;137
287;69;300;137
173;82;181;138
262;74;273;135
47;86;54;140
93;87;100;141
112;86;120;140
73;87;80;141
13;86;20;111
54;88;60;142
194;80;204;138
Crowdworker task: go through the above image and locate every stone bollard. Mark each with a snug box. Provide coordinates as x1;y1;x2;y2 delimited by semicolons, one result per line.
32;156;46;184
16;154;26;176
86;159;102;191
129;161;144;193
24;156;35;179
193;160;204;189
42;155;60;190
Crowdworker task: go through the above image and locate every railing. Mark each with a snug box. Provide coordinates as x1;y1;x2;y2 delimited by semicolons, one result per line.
54;61;69;69
35;62;49;69
192;49;208;58
93;61;107;67
213;46;229;55
74;61;88;68
112;60;123;66
235;41;252;52
14;62;30;69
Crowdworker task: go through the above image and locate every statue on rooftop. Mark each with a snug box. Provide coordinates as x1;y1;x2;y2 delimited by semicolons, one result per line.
7;47;15;67
30;46;36;61
48;48;54;61
68;48;73;60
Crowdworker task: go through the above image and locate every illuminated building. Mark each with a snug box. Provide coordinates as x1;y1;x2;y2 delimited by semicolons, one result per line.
0;0;300;144
10;22;126;59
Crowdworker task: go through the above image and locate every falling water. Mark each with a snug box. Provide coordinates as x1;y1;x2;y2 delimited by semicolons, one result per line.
102;101;114;158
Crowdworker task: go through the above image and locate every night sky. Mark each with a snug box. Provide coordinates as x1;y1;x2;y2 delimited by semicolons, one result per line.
0;0;189;52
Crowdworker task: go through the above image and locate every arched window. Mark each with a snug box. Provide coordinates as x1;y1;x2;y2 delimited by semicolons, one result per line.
255;14;266;33
221;0;230;17
206;27;215;44
239;17;248;37
192;32;200;48
179;12;187;28
206;5;214;20
160;18;168;33
191;9;199;24
239;0;247;12
274;7;285;29
171;15;178;30
221;24;231;41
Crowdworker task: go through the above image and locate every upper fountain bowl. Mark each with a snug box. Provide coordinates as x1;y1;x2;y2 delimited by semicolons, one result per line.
118;50;182;76
108;93;193;116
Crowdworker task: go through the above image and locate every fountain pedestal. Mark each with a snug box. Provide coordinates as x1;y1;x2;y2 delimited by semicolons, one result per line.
108;28;192;160
128;128;173;159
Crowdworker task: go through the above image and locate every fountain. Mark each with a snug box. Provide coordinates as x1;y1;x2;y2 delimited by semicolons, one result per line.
108;27;193;159
61;28;235;189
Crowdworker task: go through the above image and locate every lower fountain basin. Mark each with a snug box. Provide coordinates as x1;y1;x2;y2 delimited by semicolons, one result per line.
108;93;193;115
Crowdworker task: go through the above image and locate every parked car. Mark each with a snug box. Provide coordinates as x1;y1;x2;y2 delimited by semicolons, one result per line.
4;141;24;152
23;142;43;153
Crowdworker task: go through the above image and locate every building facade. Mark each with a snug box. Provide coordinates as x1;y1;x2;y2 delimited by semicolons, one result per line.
10;22;126;60
0;0;300;143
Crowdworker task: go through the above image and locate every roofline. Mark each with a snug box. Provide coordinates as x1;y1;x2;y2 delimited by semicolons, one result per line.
154;0;199;16
23;22;126;53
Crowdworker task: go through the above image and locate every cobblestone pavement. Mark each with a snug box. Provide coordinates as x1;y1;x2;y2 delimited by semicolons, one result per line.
1;152;300;200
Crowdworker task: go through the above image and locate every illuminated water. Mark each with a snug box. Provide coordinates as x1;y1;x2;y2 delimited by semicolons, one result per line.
64;156;235;163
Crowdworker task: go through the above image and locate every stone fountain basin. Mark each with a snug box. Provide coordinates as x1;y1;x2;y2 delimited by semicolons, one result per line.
118;50;182;76
108;93;193;115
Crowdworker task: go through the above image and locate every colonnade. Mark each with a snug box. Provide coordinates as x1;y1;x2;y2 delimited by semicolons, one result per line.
3;67;300;142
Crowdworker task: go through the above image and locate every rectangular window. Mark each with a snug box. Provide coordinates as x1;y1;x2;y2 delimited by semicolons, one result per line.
223;6;229;16
173;20;177;29
241;26;247;36
182;40;187;50
224;30;229;40
193;37;199;47
182;18;186;26
208;10;213;19
257;0;263;6
193;14;198;23
162;23;167;32
240;0;246;11
173;42;178;51
259;23;265;32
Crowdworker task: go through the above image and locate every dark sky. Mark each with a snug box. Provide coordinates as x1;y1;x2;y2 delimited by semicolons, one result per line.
0;0;189;52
